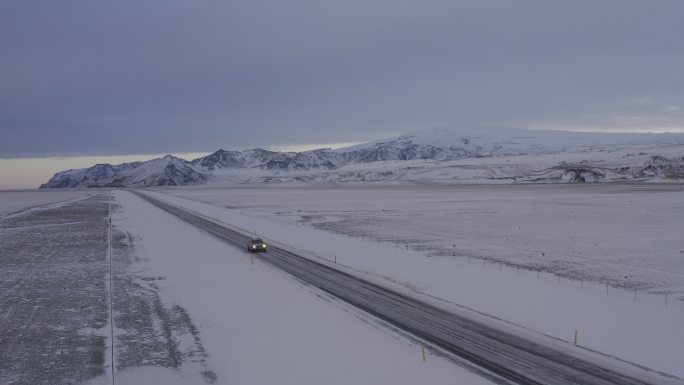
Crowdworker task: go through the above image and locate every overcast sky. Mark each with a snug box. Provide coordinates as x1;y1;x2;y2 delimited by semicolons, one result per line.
1;0;683;158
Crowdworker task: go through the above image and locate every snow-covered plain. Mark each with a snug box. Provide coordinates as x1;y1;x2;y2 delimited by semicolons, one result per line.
0;189;93;217
3;184;682;383
147;184;684;378
156;183;684;296
0;195;110;385
102;190;499;385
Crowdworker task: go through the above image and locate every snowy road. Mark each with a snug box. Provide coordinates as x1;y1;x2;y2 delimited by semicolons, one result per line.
135;191;677;385
0;195;109;385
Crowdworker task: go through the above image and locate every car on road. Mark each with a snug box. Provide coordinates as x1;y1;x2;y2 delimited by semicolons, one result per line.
248;238;267;253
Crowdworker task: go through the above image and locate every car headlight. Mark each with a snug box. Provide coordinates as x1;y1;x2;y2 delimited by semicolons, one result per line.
263;244;267;247
252;245;256;249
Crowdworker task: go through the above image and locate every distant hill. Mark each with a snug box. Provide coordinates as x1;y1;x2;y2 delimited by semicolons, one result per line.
41;127;684;188
41;155;209;188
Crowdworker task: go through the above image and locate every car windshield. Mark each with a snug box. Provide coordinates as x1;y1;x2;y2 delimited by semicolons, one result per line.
252;239;263;243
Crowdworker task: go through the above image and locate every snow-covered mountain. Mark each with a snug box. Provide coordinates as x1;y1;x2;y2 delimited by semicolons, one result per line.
41;127;684;188
335;126;684;161
41;155;210;188
192;148;342;172
193;127;684;170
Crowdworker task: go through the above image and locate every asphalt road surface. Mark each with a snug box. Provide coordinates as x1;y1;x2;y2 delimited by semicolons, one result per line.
135;191;678;385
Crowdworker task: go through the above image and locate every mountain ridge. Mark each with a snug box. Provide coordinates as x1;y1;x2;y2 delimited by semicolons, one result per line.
40;154;210;188
40;127;684;188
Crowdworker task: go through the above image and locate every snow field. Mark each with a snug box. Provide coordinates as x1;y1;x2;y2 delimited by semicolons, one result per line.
108;190;497;385
144;188;684;379
0;189;94;218
158;183;684;296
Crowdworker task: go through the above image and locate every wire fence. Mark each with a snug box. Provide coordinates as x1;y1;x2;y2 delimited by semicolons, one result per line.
244;210;681;309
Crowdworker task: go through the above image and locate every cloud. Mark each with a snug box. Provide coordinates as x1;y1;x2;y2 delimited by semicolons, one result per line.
1;0;683;157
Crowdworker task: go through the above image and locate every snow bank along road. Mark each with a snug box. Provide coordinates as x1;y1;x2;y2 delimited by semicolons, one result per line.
134;191;677;385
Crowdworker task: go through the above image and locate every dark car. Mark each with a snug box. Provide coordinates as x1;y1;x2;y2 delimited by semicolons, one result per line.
247;238;267;253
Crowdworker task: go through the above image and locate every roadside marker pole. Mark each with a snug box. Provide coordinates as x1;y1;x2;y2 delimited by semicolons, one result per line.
251;254;254;265
573;330;578;346
665;293;668;307
421;346;426;362
108;194;115;385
